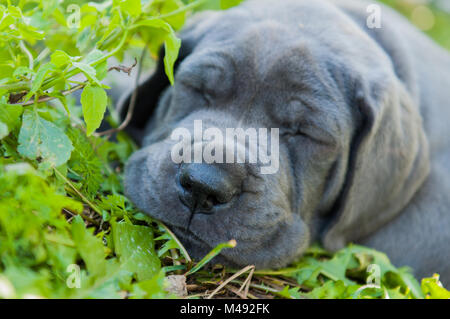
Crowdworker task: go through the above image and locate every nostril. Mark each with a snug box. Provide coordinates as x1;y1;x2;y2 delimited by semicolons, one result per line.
182;181;192;192
178;163;242;213
201;196;215;211
180;172;188;185
206;194;220;207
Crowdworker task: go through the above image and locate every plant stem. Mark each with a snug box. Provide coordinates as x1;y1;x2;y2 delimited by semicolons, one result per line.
0;81;31;92
41;29;130;91
19;41;34;70
14;84;85;106
154;0;207;20
54;168;103;219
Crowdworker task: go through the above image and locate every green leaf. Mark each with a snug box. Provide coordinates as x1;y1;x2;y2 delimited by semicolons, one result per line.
13;66;34;80
73;62;102;86
345;245;424;298
157;0;186;30
0;100;23;132
66;127;103;196
95;60;108;81
0;121;8;139
0;13;15;32
83;49;104;64
112;219;161;281
80;85;108;136
186;240;237;276
24;63;55;101
129;270;168;299
71;215;108;278
306;280;349;299
421;274;450;299
164;32;181;85
277;286;304;299
297;249;356;286
220;0;244;10
50;50;72;68
118;0;141;17
133;19;181;84
18;109;74;167
83;49;108;81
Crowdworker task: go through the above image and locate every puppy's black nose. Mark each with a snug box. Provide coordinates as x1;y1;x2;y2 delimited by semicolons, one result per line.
178;163;239;213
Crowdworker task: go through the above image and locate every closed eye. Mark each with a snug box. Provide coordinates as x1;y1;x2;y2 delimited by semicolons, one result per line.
280;122;337;147
280;127;310;140
279;98;338;146
178;79;213;105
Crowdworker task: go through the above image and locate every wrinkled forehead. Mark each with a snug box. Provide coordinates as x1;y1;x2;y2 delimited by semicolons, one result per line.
183;19;326;91
232;21;320;80
182;0;379;83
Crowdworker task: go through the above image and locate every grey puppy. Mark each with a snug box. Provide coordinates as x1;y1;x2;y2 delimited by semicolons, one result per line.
120;0;450;285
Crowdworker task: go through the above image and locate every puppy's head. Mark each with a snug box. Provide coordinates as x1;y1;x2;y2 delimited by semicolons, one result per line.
121;0;429;268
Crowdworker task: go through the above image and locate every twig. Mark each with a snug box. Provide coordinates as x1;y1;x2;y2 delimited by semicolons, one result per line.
97;47;146;136
186;284;200;291
8;92;27;104
9;57;137;107
108;57;137;76
41;29;130;92
63;208;76;217
11;84;85;106
206;265;255;299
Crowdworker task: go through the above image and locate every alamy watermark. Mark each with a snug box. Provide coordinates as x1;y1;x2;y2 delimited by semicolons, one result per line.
66;4;80;29
367;4;382;29
66;264;81;289
353;264;383;298
170;120;280;174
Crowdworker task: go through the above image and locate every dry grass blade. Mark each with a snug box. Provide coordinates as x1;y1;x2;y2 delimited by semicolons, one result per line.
206;265;255;299
238;265;255;298
226;285;258;299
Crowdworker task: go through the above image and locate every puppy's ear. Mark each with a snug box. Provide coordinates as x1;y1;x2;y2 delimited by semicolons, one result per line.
323;73;430;251
117;12;217;143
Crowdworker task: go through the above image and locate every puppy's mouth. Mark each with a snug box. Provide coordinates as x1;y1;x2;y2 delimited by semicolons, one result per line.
170;224;238;266
186;208;213;231
171;224;209;248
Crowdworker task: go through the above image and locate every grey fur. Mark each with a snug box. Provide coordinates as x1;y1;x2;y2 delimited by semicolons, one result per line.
121;0;450;285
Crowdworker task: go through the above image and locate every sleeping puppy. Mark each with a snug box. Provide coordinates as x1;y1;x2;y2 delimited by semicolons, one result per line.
120;0;450;285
